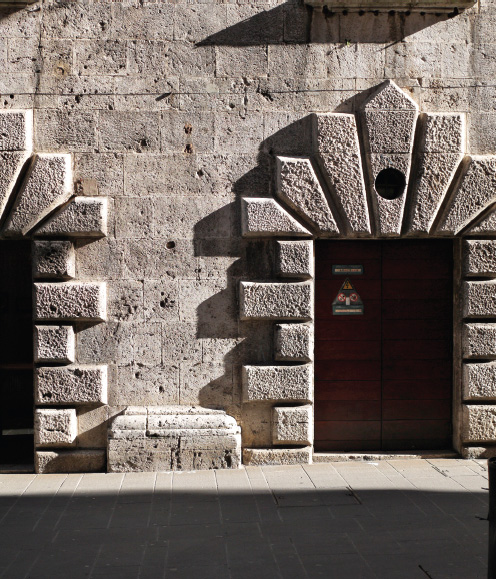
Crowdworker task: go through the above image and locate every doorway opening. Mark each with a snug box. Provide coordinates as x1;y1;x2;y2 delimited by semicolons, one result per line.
314;239;453;452
0;241;33;470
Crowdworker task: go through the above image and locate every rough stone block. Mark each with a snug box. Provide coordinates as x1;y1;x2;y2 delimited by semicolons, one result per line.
242;364;313;402
35;408;77;447
463;240;496;276
362;80;418;110
0;151;30;222
463;280;496;318
35;449;105;473
4;153;72;236
463;362;496;400
275;240;313;279
242;447;312;466
34;282;107;322
34;197;107;237
35;366;107;405
420;113;466;153
0;110;32;151
275;323;313;362
462;405;496;443
461;446;496;459
32;241;75;279
272;405;312;445
463;324;496;359
34;325;75;364
240;281;313;321
465;209;496;236
241;197;310;237
275;157;339;235
313;113;370;235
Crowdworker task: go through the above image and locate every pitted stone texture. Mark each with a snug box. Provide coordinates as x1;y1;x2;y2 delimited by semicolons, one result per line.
363;110;418;154
363;81;418;111
465;208;496;236
0;152;30;223
35;197;108;238
34;408;77;447
275;157;339;235
35;366;107;405
272;405;312;445
4;153;72;236
420;114;466;154
0;110;33;151
35;282;107;322
463;325;496;359
241;197;310;238
243;447;312;465
313;114;370;235
275;323;313;362
438;157;496;235
463;362;496;399
33;241;75;279
35;450;105;474
463;240;496;276
463;280;496;318
242;364;313;403
275;240;313;279
34;325;75;364
462;405;496;443
240;281;313;320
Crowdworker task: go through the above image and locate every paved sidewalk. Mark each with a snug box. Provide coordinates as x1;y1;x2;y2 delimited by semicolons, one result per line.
0;459;489;579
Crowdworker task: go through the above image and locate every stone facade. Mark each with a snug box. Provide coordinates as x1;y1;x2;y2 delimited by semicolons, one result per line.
0;0;495;472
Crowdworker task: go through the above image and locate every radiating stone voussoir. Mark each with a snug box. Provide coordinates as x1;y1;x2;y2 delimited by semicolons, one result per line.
241;197;310;237
34;197;107;237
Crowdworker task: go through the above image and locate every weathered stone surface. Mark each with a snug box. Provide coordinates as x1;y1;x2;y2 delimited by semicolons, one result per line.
240;281;313;321
272;405;312;445
34;325;75;364
275;240;313;279
275;156;339;235
274;323;313;362
4;153;72;236
0;152;30;222
32;241;75;279
463;240;496;276
420;113;465;153
0;110;32;151
242;447;312;466
463;362;496;399
35;449;105;474
35;282;107;321
313;113;370;235
147;414;238;431
34;408;77;447
242;364;313;402
463;324;496;359
462;405;496;442
363;110;418;154
461;446;496;459
465;208;496;236
363;80;418;110
241;197;310;237
34;197;108;237
36;366;107;405
463;280;496;318
438;156;496;235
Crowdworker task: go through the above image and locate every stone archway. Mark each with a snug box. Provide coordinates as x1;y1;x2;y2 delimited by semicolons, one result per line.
240;81;496;464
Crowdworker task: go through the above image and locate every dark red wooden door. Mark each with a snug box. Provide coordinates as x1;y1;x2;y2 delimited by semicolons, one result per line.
314;240;453;452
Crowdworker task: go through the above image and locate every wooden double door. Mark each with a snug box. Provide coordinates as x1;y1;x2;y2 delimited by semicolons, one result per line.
314;240;453;452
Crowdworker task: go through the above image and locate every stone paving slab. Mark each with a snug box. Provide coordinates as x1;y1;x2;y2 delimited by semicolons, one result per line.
0;460;489;578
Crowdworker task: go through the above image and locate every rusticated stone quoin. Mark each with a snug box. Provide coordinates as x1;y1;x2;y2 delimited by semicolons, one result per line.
462;405;496;443
35;450;106;474
34;408;77;447
463;362;496;400
463;281;496;318
34;325;75;364
239;281;313;320
272;405;312;445
463;240;496;276
34;282;107;321
242;364;313;402
275;240;314;279
463;324;496;359
274;323;313;362
35;366;108;405
242;447;312;466
35;197;108;237
32;240;75;279
241;197;310;237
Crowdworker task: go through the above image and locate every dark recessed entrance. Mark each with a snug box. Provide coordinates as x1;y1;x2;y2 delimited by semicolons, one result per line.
0;241;33;469
315;240;453;452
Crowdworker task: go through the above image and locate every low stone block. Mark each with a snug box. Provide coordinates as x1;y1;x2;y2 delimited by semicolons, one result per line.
32;241;75;279
0;110;33;151
34;197;108;237
242;447;312;466
34;408;77;447
35;449;105;473
462;405;496;443
242;364;313;402
34;282;107;321
274;323;313;362
463;362;496;400
272;405;312;445
463;240;496;276
239;281;313;320
461;446;496;459
240;197;310;237
34;325;75;364
36;366;107;405
463;281;496;318
463;324;496;359
275;240;314;279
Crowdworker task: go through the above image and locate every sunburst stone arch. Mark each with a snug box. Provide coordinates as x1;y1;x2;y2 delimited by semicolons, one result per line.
240;81;496;465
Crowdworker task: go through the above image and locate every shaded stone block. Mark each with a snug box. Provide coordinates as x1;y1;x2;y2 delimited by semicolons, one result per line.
34;197;108;238
34;408;77;447
35;366;107;405
242;447;312;465
272;405;312;445
32;240;75;279
462;405;496;443
35;449;105;473
0;110;32;151
463;362;496;400
463;280;496;318
463;240;496;276
34;325;75;364
275;240;313;279
463;324;496;359
274;323;313;362
0;151;30;222
239;281;313;320
242;364;313;402
241;197;310;237
461;446;496;459
34;282;107;322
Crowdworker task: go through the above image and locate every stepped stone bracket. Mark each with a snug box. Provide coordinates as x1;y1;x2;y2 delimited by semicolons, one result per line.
239;281;313;321
35;197;108;238
241;197;311;237
275;240;314;279
35;365;108;405
34;282;107;322
34;325;75;364
272;405;312;445
242;364;313;403
34;408;77;447
274;323;313;362
33;240;75;280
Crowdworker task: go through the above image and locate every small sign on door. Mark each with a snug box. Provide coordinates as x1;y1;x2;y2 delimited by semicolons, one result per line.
332;278;364;315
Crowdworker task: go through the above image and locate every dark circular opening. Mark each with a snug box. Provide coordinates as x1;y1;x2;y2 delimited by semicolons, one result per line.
374;168;406;200
166;241;176;250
